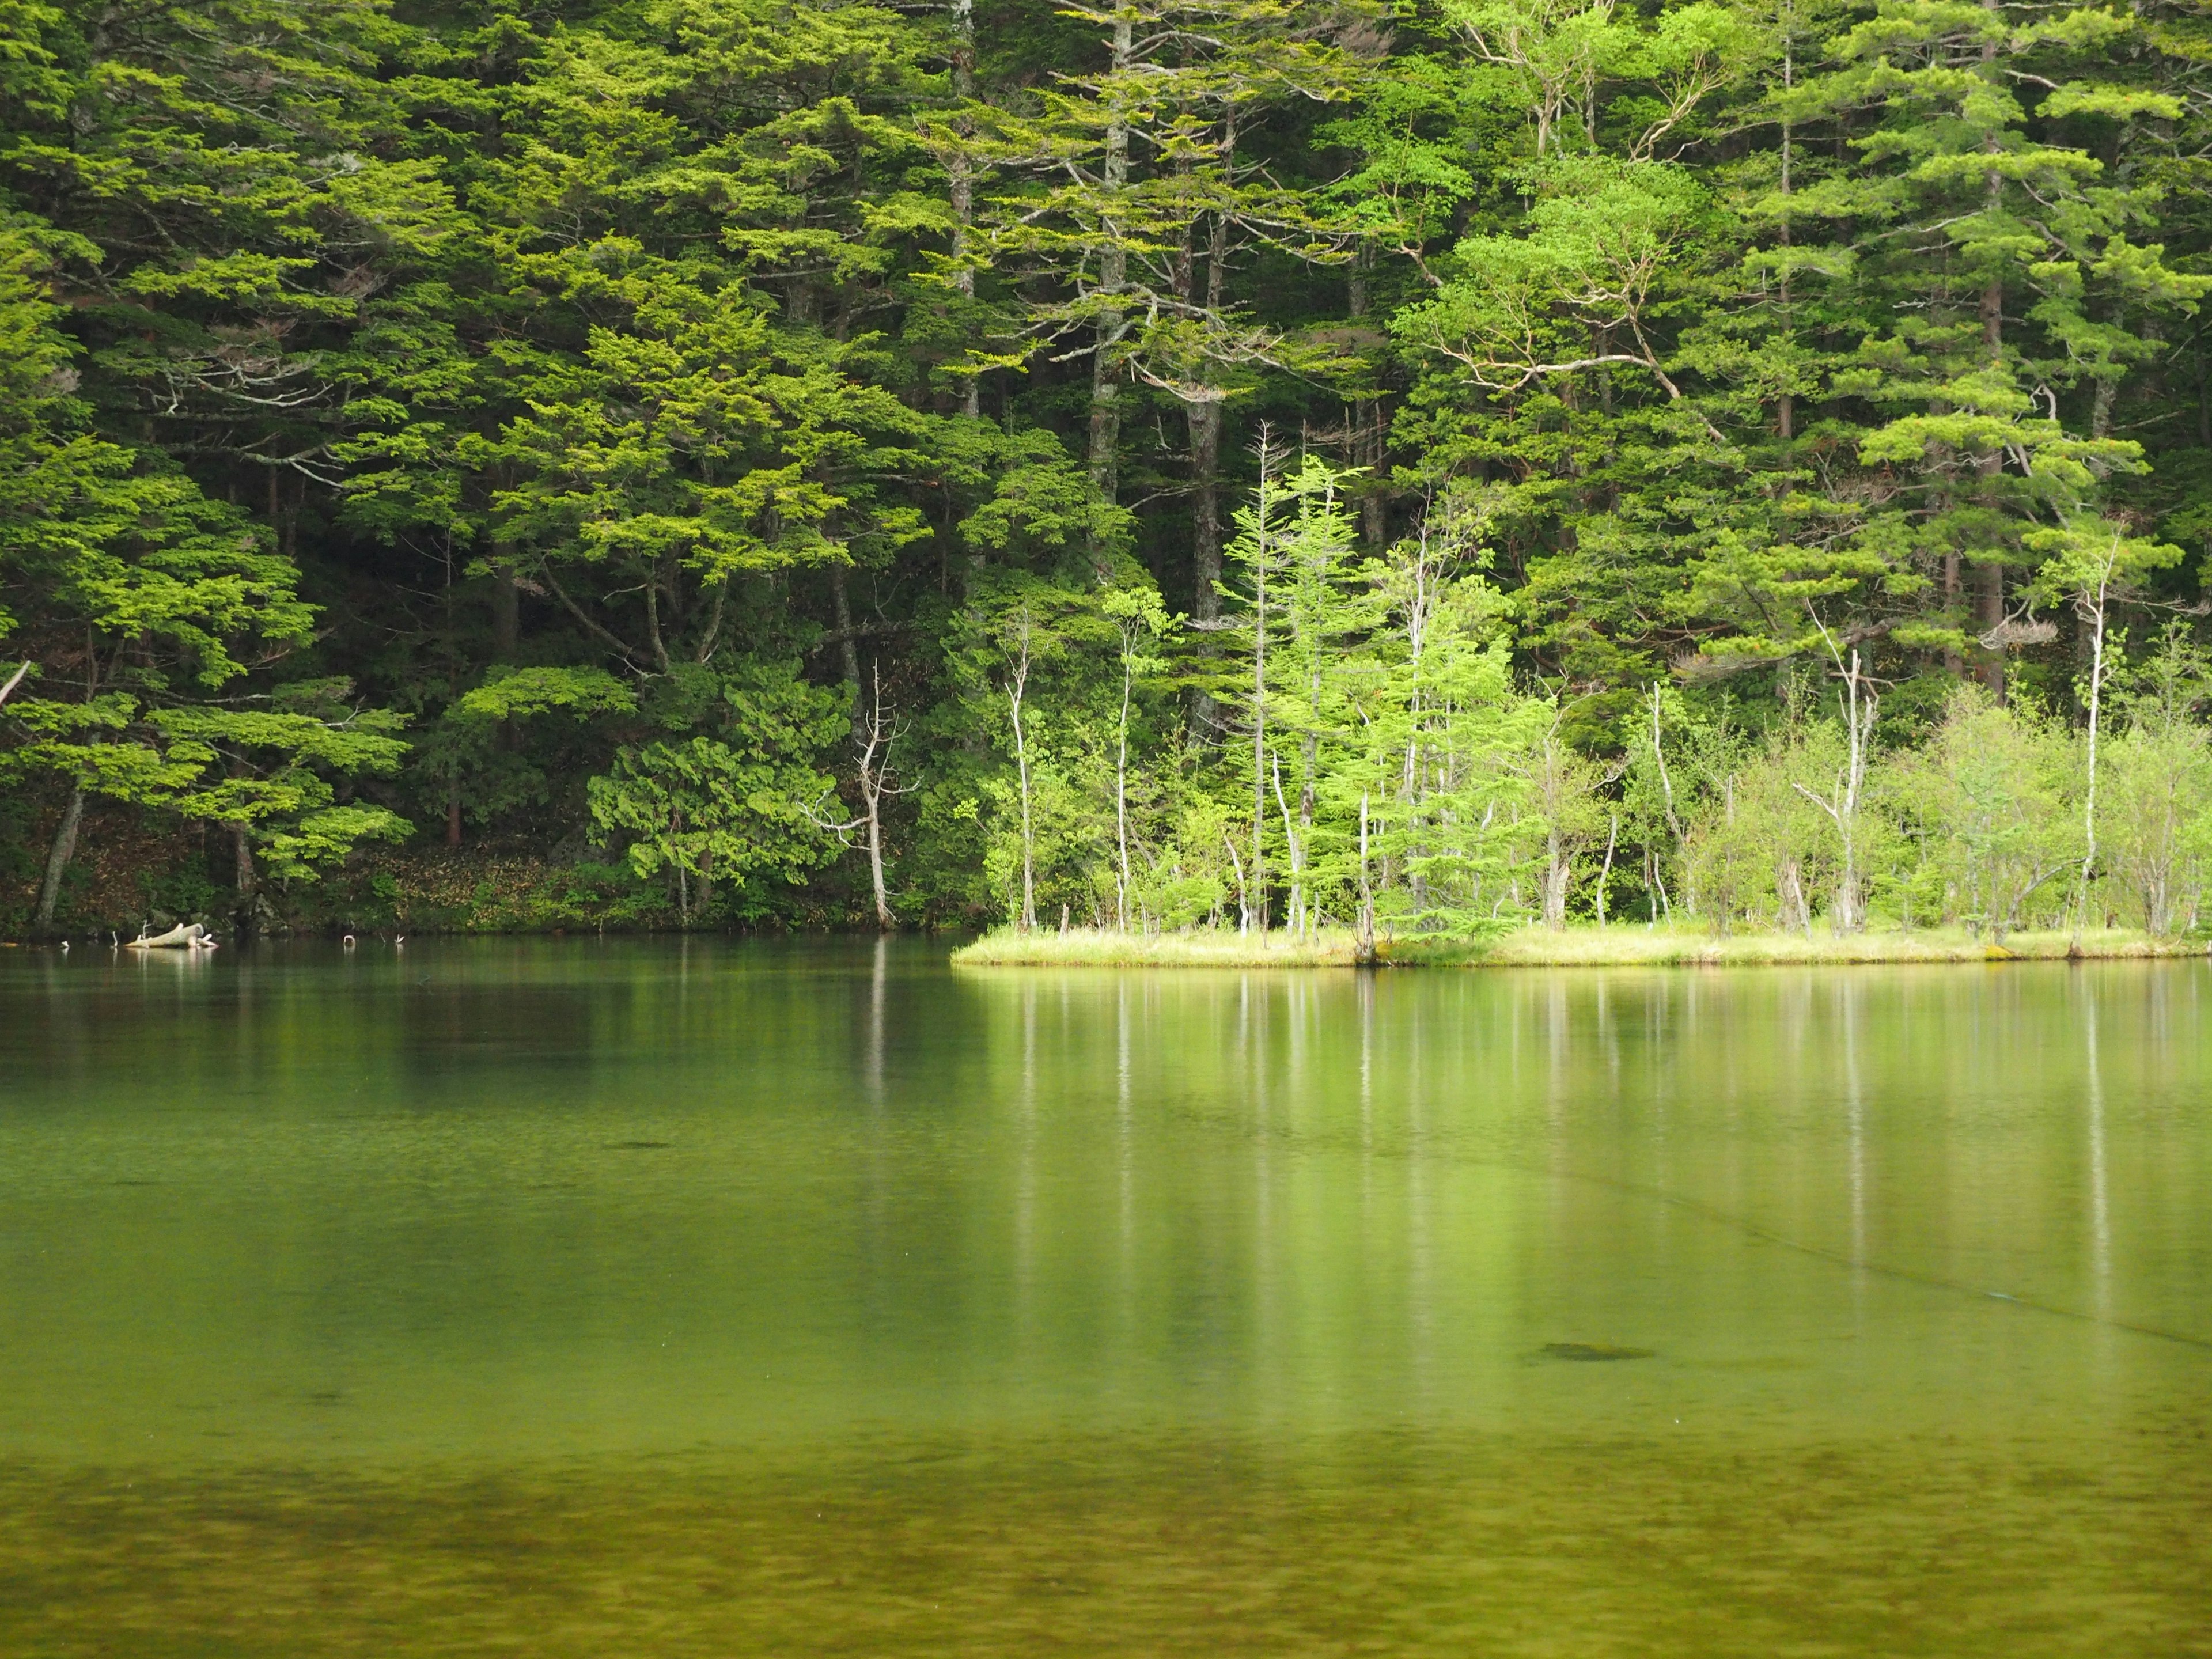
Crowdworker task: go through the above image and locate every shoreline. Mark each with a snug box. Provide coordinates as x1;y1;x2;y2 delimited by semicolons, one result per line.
951;925;2203;970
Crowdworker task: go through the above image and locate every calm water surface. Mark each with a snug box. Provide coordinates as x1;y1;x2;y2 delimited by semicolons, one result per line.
2;940;2208;1654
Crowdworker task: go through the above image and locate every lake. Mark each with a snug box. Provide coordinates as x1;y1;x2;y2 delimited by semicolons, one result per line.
2;940;2208;1654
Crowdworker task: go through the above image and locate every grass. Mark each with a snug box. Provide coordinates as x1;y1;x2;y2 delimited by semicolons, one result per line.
954;926;1368;968
952;921;2202;970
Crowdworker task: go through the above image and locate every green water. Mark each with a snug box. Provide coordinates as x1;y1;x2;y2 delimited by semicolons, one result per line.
2;941;2209;1654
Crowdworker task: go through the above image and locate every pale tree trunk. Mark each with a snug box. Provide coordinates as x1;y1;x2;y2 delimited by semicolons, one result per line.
1356;793;1376;963
1539;723;1573;933
812;664;902;928
1648;687;1685;916
1249;484;1269;934
1793;645;1876;934
1396;527;1434;915
1596;813;1618;927
1298;730;1317;933
2074;554;2113;946
1271;754;1303;937
1778;858;1810;935
858;665;897;930
863;782;892;930
1115;644;1132;930
1541;822;1570;931
34;787;85;936
1006;612;1036;930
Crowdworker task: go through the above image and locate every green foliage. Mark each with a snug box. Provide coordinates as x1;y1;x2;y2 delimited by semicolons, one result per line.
586;659;844;921
9;0;2212;938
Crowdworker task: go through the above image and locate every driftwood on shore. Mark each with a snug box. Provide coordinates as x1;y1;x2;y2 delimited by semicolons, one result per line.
126;923;215;950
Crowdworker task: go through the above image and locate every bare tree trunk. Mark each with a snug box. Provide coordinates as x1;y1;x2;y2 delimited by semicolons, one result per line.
1793;644;1876;934
1649;682;1687;873
1298;732;1317;934
1006;613;1036;931
1115;647;1132;930
864;782;892;930
1596;813;1618;927
1779;858;1810;935
2074;555;2113;946
34;787;85;935
1271;754;1304;937
1542;825;1570;931
1250;484;1268;934
1356;793;1376;963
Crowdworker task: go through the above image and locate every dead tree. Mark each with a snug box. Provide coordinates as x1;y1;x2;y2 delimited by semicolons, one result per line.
808;664;909;930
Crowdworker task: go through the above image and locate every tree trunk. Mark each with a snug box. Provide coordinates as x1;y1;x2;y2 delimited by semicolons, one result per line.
865;782;893;930
1189;398;1224;624
1086;16;1134;517
1250;519;1268;934
1115;656;1132;930
830;565;863;733
1348;244;1389;550
1943;550;1963;679
1972;551;2005;700
33;787;85;935
231;823;258;942
1542;844;1570;931
949;0;980;419
1972;109;2007;700
1356;793;1376;964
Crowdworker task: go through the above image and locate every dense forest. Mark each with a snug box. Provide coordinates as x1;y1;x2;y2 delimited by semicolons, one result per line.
6;0;2212;940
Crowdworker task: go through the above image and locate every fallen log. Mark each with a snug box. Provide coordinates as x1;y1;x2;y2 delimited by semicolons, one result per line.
126;923;207;949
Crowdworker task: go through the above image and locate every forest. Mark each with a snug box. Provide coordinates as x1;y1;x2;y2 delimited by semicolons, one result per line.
5;0;2212;942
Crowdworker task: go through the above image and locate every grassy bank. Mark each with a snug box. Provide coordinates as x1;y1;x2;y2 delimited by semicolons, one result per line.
952;923;2202;969
955;927;1370;968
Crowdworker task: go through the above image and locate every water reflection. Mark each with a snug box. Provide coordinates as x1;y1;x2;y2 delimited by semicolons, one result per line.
1;944;2209;1653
